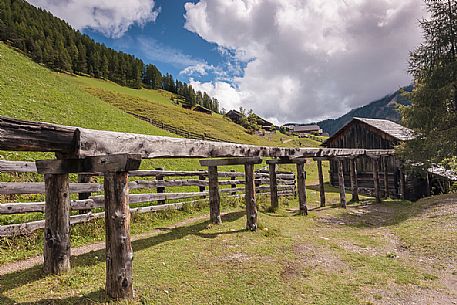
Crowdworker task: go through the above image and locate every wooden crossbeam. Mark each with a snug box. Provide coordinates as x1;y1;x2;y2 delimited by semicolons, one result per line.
199;157;262;167
36;154;142;174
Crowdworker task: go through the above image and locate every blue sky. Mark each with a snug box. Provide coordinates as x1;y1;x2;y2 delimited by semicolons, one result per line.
83;0;232;84
27;0;425;123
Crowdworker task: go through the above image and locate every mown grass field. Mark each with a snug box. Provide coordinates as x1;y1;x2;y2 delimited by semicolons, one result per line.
1;192;456;304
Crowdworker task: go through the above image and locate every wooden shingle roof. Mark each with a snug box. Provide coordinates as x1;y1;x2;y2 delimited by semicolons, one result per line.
353;117;415;141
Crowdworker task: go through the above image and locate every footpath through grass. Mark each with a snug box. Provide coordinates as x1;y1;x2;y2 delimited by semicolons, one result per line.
1;192;457;304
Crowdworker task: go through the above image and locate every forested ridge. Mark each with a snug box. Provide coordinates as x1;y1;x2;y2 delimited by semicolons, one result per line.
0;0;219;112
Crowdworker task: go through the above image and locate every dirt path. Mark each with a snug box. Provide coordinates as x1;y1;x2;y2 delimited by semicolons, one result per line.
0;214;210;276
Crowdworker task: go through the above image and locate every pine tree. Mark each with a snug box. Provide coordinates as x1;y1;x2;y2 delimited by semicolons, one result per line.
401;0;457;166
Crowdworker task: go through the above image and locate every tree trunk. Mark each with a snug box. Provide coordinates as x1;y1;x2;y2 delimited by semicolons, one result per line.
43;173;71;274
104;171;134;300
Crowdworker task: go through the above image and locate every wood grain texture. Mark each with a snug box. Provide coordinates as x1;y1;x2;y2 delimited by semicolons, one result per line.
43;173;71;275
104;171;133;300
349;159;359;202
208;166;222;224
244;163;257;231
338;159;347;208
269;163;279;211
296;162;308;215
317;159;326;207
372;158;381;204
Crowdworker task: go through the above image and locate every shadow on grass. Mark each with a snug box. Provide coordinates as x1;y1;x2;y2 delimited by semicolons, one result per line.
0;211;245;304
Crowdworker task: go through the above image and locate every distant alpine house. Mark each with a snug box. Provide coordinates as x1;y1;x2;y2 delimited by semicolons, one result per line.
323;117;454;200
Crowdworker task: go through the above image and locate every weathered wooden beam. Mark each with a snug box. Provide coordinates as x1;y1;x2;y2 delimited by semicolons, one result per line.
268;163;279;211
349;158;359;202
0;160;37;172
43;173;71;275
208;166;222;224
337;159;347;208
372;158;381;203
316;159;326;207
0;116;78;155
104;171;134;300
36;154;142;174
296;161;308;215
199;157;262;167
245;163;257;231
198;170;206;196
0;182;103;195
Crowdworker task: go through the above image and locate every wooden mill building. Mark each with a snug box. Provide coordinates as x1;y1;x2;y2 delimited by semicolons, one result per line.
322;117;416;199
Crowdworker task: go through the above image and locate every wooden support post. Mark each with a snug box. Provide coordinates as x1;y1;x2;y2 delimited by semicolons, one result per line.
198;170;206;198
230;169;237;195
269;163;279;211
399;164;406;200
43;173;71;274
383;157;389;198
349;158;359;203
296;161;308;215
372;158;381;203
426;172;432;197
316;159;326;207
156;167;165;205
208;166;222;224
78;174;92;214
245;163;257;231
104;171;134;299
337;159;347;208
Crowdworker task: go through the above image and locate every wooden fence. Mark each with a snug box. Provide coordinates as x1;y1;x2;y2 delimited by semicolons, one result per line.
0;160;296;237
127;112;233;143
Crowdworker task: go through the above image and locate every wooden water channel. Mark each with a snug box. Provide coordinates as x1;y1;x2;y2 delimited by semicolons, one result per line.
0;116;397;300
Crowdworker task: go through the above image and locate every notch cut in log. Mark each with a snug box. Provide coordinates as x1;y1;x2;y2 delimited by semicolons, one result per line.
104;171;134;300
43;173;71;275
36;154;142;174
208;166;222;224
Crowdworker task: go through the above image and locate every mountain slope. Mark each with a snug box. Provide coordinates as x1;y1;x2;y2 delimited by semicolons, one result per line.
317;86;412;135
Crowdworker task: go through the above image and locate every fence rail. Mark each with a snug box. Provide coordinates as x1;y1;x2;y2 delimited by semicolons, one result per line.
0;160;296;237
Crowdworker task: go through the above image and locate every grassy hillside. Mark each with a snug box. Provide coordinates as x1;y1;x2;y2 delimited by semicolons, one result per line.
70;75;320;147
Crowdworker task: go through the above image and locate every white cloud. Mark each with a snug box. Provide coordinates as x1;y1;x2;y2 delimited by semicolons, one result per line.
184;0;425;123
26;0;160;38
189;80;243;112
180;64;210;76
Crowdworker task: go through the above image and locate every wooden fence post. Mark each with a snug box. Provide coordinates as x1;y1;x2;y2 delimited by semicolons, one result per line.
104;171;134;299
268;163;279;211
198;170;206;199
296;160;308;215
230;169;237;195
156;167;165;205
245;163;257;231
349;158;359;202
316;159;326;207
372;158;381;203
399;163;406;200
337;159;347;208
43;173;71;274
208;166;222;224
383;157;389;198
78;174;92;214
